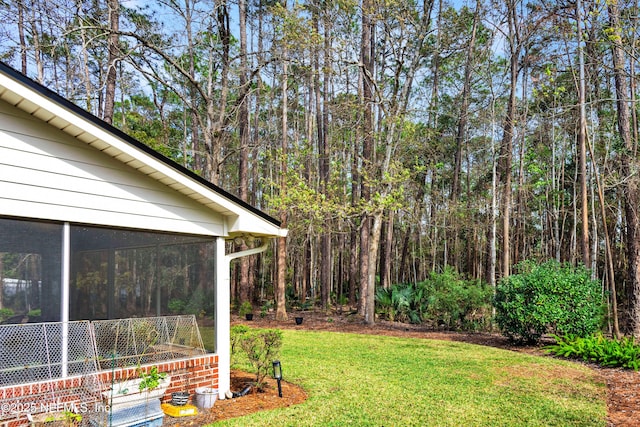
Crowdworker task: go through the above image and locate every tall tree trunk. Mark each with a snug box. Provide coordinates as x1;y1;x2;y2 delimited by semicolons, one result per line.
489;146;498;287
184;0;202;174
17;0;27;75
349;226;359;307
632;0;639;158
358;0;374;320
205;0;232;185
608;0;640;337
103;0;119;124
313;2;331;310
577;0;590;267
349;107;360;308
276;4;290;321
322;6;332;310
237;0;251;305
362;0;434;323
499;0;519;279
429;0;442;275
74;0;93;113
587;134;620;337
450;1;479;270
29;1;44;83
451;1;479;202
379;210;395;289
366;212;383;323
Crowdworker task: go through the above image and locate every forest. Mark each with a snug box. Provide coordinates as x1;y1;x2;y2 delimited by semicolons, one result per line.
1;0;639;336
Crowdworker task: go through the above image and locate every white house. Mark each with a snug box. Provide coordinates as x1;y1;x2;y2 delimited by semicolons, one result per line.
0;61;286;408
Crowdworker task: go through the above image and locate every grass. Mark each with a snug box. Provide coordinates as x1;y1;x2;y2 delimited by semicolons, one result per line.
201;328;606;426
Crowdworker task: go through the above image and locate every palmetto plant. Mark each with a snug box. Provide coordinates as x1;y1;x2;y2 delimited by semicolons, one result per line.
376;268;492;329
375;283;422;324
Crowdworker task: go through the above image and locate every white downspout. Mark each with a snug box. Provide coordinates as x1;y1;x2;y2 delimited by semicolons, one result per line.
215;237;271;400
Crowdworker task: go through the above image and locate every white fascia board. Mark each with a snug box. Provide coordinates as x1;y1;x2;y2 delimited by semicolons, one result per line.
227;214;288;238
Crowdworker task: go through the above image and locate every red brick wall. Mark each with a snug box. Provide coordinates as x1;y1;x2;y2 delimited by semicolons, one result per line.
0;354;218;427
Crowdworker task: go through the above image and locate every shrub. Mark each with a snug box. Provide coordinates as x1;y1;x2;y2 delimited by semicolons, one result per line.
168;298;186;313
27;309;41;317
494;260;603;344
375;267;493;329
184;289;208;317
230;326;283;389
238;301;253;317
545;334;640;370
423;268;493;330
0;308;13;322
260;301;273;318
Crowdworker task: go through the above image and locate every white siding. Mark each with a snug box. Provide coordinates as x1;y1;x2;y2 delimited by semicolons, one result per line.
0;99;226;236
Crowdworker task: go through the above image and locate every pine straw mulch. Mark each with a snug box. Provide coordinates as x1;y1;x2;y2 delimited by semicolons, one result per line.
161;370;307;426
163;310;640;426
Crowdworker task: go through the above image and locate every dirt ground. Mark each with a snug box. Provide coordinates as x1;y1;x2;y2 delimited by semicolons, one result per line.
162;310;639;426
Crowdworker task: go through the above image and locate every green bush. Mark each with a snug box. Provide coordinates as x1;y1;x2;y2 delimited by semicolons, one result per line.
494;260;603;344
230;326;283;389
27;309;41;317
238;301;253;317
0;308;13;322
545;334;640;370
168;298;186;313
184;289;208;317
423;268;492;330
375;267;492;330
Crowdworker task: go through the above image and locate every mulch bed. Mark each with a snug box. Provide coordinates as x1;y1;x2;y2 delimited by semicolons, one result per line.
162;370;307;426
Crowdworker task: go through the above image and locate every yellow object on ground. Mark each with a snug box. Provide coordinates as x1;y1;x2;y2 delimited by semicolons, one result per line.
161;403;199;418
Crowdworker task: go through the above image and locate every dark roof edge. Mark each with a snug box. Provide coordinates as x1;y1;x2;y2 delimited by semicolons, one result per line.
0;61;281;228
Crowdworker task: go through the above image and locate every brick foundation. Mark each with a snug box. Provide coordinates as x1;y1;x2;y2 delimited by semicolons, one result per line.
0;354;218;427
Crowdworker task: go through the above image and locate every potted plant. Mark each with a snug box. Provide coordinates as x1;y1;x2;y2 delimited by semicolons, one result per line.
138;366;167;392
294;299;311;325
239;301;254;321
104;366;171;409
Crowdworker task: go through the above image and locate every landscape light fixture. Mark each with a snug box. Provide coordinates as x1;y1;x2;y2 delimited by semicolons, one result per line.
272;360;283;398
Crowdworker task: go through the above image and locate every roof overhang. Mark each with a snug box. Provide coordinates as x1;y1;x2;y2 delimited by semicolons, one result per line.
0;62;287;239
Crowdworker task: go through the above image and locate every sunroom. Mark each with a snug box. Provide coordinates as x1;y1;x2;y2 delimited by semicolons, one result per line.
0;62;286;426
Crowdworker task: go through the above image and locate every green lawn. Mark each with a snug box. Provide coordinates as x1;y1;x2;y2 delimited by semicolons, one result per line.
204;329;606;426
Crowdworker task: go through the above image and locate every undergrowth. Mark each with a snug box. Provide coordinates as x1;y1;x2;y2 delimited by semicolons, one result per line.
545;333;640;370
